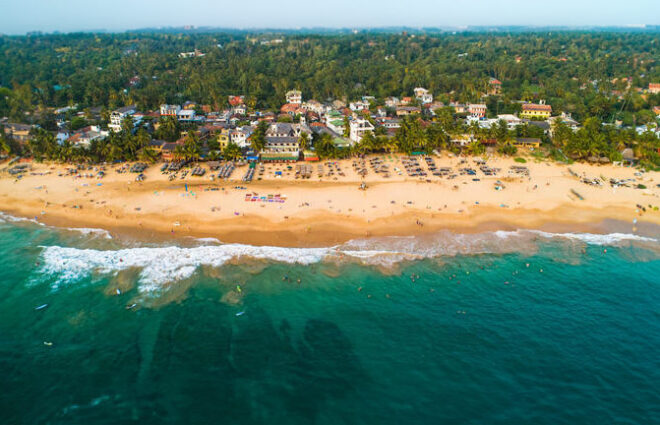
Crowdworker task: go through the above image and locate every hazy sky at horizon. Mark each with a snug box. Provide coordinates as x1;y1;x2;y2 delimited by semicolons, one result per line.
0;0;657;34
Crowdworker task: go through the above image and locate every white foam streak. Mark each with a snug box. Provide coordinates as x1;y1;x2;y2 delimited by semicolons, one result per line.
36;229;657;292
0;212;111;238
65;227;113;239
529;230;656;245
0;211;45;226
40;244;330;293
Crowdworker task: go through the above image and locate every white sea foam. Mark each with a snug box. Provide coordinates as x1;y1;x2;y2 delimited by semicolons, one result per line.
191;237;222;244
0;211;45;226
0;212;112;238
40;244;330;293
36;230;657;292
528;230;656;245
65;227;113;239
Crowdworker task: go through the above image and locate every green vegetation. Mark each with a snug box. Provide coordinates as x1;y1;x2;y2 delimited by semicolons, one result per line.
514;157;527;163
0;30;658;166
1;31;658;120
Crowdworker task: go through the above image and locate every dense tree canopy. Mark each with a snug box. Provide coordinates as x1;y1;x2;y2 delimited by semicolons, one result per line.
0;31;658;122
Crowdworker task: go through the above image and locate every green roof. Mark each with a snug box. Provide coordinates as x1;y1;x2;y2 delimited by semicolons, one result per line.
330;119;345;126
333;138;350;148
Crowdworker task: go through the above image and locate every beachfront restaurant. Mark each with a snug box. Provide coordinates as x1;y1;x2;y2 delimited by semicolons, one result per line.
260;136;301;162
514;138;541;149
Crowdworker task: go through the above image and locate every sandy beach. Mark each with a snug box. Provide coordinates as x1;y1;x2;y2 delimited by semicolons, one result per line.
1;154;659;246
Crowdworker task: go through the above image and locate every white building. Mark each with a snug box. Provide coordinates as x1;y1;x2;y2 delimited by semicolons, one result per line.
69;126;109;148
286;90;302;105
160;104;181;117
179;49;205;58
349;100;370;112
384;97;399;108
109;105;137;132
230;126;254;148
414;87;433;104
376;117;401;129
497;114;523;129
177;109;196;122
468;103;487;118
302;100;326;115
349;118;375;144
232;105;247;116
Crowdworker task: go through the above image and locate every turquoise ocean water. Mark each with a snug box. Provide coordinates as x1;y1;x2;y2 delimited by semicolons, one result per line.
1;213;659;424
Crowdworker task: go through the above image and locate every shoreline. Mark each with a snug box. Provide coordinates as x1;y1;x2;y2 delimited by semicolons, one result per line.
1;156;659;247
1;193;657;248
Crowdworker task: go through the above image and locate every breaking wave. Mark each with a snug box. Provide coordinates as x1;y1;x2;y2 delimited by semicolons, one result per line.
64;227;113;239
0;212;111;239
0;211;45;226
36;230;657;293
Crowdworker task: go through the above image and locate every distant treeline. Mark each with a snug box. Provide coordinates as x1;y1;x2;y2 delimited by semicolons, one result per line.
0;31;658;124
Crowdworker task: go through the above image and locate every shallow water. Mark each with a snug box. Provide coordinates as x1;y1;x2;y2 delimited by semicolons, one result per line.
1;216;659;424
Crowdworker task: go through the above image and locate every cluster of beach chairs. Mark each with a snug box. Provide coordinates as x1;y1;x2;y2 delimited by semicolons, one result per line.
114;164;131;174
480;165;501;176
323;161;345;179
369;157;390;177
609;177;636;188
161;160;188;173
459;167;478;176
352;158;368;177
509;165;530;177
59;165;106;179
191;166;206;177
401;157;428;177
244;193;287;203
242;167;255;182
295;164;313;179
217;162;235;179
129;163;148;173
8;164;29;176
578;176;603;186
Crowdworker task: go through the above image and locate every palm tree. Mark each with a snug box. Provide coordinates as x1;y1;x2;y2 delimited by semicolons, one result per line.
223;142;243;161
0;136;10;155
299;132;309;152
138;147;159;163
174;144;186;161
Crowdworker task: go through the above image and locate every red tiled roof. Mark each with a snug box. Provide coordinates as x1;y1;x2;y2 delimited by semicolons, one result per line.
280;103;302;113
522;103;552;112
228;96;244;106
